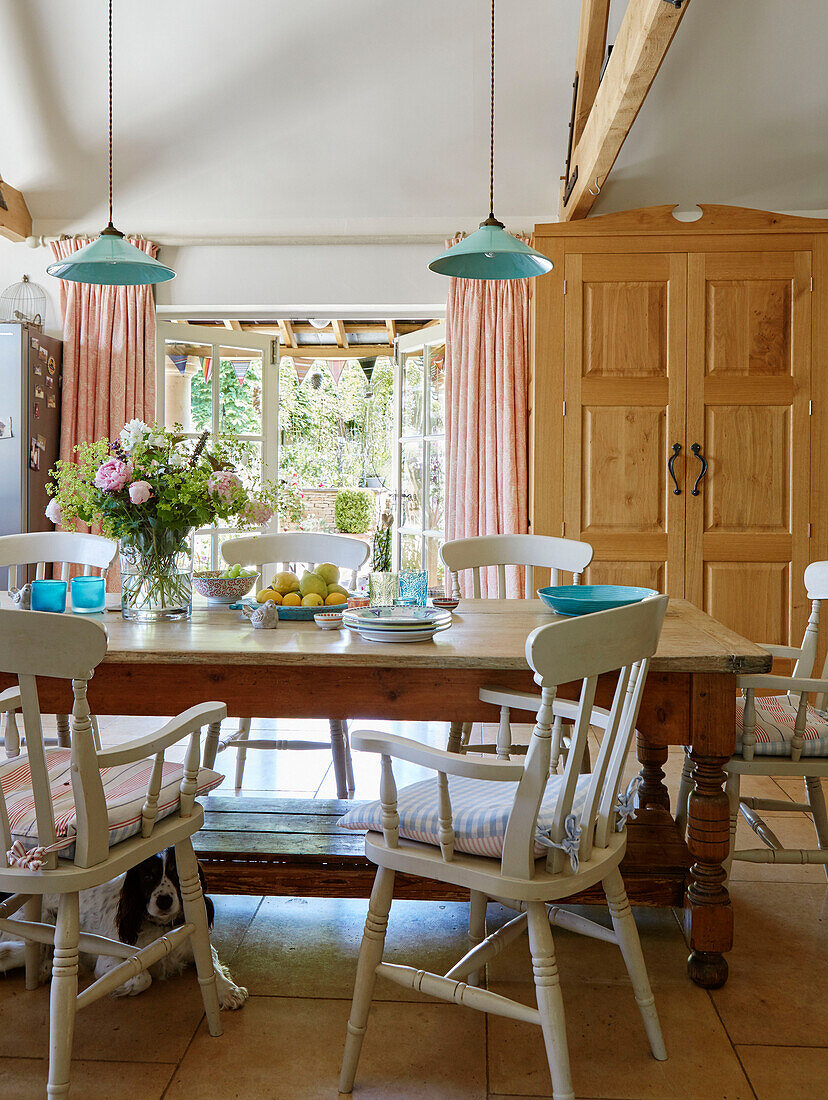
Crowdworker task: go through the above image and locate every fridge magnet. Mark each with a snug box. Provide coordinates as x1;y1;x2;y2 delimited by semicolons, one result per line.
45;374;53;387
30;337;38;349
0;416;12;439
34;384;44;399
47;356;56;374
33;362;42;376
47;394;56;409
33;403;40;419
29;438;40;470
36;434;46;450
38;346;47;362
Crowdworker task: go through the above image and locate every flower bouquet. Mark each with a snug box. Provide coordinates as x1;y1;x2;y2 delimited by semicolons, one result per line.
46;420;277;621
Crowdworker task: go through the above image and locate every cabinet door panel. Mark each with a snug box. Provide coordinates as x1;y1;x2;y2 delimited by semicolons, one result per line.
564;253;686;597
686;252;811;643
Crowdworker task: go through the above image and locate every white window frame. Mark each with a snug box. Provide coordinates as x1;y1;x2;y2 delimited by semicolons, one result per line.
155;321;278;569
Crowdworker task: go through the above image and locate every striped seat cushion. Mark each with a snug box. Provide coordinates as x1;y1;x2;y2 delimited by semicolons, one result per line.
0;748;223;860
338;772;592;859
736;695;828;757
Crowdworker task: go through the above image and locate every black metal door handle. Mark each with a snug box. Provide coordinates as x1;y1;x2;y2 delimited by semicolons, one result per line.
691;443;708;496
667;443;682;495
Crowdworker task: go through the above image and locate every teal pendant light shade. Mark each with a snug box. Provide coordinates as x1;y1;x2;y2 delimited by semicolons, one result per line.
47;1;175;287
429;0;552;282
47;227;175;285
429;217;552;280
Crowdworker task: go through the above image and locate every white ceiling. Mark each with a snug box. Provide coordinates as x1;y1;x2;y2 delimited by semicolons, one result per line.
1;0;827;242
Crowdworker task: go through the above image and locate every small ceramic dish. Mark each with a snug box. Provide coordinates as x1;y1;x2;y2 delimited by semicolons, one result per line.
431;596;460;612
314;610;344;630
192;570;260;604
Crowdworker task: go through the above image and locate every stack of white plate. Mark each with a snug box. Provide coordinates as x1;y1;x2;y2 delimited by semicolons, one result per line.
341;604;452;643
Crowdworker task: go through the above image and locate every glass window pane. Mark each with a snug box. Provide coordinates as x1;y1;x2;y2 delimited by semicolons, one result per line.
401;442;424;529
427;343;445;436
163;340;212;432
400;533;422;572
401;350;424;435
424;536;445;593
218;348;263;436
193;531;213;572
426;440;444;532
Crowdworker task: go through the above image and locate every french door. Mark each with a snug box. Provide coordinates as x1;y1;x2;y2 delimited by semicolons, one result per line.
394;322;447;588
155;321;277;570
563;249;811;644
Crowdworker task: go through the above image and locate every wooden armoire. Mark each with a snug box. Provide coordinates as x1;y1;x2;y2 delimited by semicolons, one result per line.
529;205;828;647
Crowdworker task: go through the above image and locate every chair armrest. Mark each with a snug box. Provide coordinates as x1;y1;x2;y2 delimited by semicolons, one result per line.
96;702;227;767
0;686;21;710
738;674;828;694
350;729;524;781
758;644;803;661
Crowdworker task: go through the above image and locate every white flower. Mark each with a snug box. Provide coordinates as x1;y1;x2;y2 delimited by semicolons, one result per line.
119;419;152;451
168;451;188;468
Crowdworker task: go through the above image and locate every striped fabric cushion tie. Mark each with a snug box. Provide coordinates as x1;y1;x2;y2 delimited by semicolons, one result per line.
0;749;223;860
338;772;593;859
735;695;828;757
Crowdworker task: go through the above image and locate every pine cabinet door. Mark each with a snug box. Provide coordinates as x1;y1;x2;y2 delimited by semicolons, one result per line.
684;251;812;644
563;252;687;596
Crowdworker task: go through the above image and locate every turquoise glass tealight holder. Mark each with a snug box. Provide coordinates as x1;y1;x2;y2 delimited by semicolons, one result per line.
31;579;67;614
71;575;106;614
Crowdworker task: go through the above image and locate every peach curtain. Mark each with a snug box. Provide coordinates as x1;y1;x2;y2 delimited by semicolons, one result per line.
50;236;158;462
444;239;530;597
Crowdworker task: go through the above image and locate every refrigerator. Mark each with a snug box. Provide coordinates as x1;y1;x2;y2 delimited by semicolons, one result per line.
0;323;63;587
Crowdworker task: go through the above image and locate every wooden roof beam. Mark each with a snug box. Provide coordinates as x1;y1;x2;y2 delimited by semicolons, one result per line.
572;0;611;147
278;319;297;350
385;319;398;345
277;344;393;360
560;0;691;220
0;176;32;243
332;319;349;348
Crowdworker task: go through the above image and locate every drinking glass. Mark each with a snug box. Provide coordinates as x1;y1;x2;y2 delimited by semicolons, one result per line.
31;579;67;613
71;575;106;614
398;570;429;607
368;571;399;606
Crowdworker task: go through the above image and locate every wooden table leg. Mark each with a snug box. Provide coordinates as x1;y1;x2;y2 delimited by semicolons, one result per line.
684;672;735;989
635;731;671;812
55;713;71;748
203;720;223;769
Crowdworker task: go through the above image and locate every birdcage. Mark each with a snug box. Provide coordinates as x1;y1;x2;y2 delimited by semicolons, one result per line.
0;275;47;326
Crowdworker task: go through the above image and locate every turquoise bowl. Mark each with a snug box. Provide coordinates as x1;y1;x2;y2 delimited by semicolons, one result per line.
537;584;659;617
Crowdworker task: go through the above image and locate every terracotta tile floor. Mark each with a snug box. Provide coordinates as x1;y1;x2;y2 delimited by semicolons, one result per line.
1;716;826;1098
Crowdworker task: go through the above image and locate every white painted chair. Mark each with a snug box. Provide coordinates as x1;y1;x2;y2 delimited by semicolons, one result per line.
215;532;370;796
338;595;669;1099
440;534;593;757
0;607;226;1097
676;561;828;880
0;531;118;758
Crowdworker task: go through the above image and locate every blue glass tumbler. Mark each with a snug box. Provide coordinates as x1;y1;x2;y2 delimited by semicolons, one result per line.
31;579;67;613
398;570;429;607
71;575;106;614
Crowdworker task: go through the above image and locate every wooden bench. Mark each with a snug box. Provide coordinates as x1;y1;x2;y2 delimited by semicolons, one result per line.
195;795;691;905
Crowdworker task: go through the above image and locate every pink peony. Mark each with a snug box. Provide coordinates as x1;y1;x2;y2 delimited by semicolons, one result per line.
94;457;133;493
208;469;242;504
45;498;62;525
244;500;273;525
128;480;154;505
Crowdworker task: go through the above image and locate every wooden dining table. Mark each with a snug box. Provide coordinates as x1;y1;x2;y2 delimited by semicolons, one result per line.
4;596;770;988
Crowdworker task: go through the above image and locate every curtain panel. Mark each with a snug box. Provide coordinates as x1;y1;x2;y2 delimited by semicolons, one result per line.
444;238;530;597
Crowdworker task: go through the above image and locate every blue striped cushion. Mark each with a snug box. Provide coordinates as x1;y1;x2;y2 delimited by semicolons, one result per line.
0;748;223;860
736;695;828;757
338;773;592;858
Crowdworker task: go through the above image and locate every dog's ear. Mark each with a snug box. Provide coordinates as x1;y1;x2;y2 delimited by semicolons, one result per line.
116;867;147;946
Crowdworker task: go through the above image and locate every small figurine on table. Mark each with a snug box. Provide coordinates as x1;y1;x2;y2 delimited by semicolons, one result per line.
10;583;32;610
242;600;279;629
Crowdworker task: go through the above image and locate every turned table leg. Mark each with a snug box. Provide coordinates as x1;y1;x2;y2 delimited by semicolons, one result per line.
684;672;734;989
635;730;671;812
55;713;71;748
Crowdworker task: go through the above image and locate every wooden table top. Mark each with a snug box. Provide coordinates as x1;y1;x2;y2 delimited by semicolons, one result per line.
80;597;770;675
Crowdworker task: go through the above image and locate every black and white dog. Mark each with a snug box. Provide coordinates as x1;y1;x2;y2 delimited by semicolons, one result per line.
0;848;247;1009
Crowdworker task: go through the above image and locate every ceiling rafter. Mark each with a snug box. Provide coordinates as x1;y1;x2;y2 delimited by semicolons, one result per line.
0;175;32;243
560;0;691;220
385;319;398;344
278;319;297;350
332;319;349;348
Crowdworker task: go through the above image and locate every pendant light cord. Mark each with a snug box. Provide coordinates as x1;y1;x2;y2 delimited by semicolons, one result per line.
108;0;113;228
489;0;495;219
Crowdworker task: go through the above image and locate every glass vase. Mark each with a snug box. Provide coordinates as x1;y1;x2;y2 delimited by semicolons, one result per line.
368;571;399;607
120;528;193;622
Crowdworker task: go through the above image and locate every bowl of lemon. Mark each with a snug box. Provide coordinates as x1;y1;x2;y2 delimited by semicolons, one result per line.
254;563;351;620
193;567;260;604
